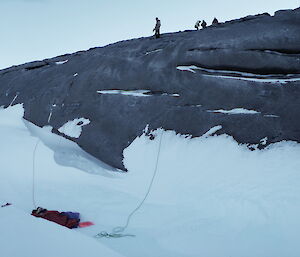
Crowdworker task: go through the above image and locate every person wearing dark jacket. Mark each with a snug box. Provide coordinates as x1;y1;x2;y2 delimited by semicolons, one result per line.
201;20;207;29
195;20;201;30
153;17;161;38
212;17;219;25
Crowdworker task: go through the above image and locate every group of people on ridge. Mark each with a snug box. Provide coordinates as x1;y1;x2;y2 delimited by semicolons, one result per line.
194;17;219;30
152;17;219;39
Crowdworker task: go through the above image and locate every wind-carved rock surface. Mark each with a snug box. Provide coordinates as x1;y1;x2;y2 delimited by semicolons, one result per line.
0;8;300;170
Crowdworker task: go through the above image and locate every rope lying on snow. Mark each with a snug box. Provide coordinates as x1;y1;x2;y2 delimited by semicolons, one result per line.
95;127;165;239
32;139;40;209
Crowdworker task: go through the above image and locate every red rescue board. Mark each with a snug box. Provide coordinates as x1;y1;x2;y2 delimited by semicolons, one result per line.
79;221;94;228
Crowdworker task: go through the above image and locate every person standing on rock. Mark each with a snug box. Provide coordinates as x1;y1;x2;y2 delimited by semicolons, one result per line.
201;20;207;29
153;17;161;38
195;20;201;30
212;17;219;25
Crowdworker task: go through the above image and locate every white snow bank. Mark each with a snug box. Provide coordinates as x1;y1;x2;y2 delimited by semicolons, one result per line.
0;206;123;257
176;65;300;84
208;108;260;114
56;60;68;65
58;118;90;138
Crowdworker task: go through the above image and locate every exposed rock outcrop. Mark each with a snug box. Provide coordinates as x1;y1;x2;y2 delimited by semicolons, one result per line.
1;8;300;170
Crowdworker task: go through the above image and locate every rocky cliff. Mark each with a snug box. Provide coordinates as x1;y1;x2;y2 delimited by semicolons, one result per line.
0;8;300;170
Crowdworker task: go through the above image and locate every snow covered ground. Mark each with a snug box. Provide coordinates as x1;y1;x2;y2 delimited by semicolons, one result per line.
1;105;300;257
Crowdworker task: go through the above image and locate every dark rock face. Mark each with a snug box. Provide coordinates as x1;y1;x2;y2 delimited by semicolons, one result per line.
0;8;300;170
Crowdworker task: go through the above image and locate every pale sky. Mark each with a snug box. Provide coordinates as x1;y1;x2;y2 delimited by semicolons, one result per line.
0;0;299;69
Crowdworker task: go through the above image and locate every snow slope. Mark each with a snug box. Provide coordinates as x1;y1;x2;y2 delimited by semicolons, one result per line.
1;105;300;257
0;205;123;257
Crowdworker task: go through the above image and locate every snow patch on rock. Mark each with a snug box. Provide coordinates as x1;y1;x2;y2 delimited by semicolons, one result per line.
58;118;90;138
9;93;19;107
260;137;268;145
145;49;163;55
47;111;53;123
97;90;151;97
176;65;197;73
202;125;222;137
208;108;260;114
55;60;68;65
177;65;300;84
97;90;179;97
264;114;280;118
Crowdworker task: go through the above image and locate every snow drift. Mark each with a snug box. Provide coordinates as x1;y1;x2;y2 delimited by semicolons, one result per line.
1;105;300;257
